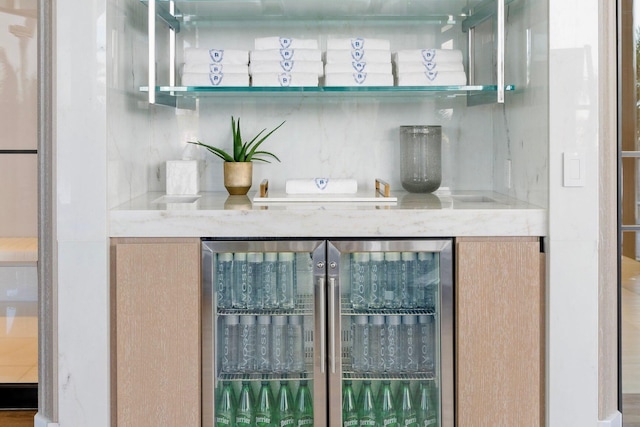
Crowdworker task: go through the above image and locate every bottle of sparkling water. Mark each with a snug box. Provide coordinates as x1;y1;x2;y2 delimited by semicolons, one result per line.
216;252;233;309
397;381;418;427
369;252;386;309
256;381;275;427
377;381;398;427
262;253;279;309
342;380;358;427
295;380;314;426
401;252;417;308
276;381;295;427
236;381;255;427
357;380;376;427
416;382;437;427
216;381;236;427
350;252;370;310
233;252;248;308
384;252;402;309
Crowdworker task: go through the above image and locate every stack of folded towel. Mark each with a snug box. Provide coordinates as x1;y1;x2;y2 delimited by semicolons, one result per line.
181;48;250;87
324;38;393;87
250;37;322;87
394;48;466;86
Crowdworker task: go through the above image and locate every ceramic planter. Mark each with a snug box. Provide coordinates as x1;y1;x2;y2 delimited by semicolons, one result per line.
223;162;253;195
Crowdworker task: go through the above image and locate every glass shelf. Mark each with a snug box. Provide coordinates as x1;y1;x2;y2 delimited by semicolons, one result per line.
141;84;515;98
342;371;436;381
142;0;502;26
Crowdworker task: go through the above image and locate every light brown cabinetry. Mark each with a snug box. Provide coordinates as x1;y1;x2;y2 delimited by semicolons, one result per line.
456;237;544;427
110;238;201;427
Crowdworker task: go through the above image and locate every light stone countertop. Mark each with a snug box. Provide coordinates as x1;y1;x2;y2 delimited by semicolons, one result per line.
109;190;546;238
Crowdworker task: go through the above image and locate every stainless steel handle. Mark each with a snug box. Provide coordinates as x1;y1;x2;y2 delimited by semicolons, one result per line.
316;276;326;374
496;0;505;103
328;277;337;374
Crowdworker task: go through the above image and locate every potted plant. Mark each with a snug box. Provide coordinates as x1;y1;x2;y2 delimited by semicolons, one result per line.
188;116;285;195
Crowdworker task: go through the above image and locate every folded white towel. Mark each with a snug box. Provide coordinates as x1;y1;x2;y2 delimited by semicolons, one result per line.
252;72;319;87
325;49;391;64
286;178;358;194
249;60;324;77
182;72;250;87
394;49;463;64
182;63;249;74
324;72;393;87
254;36;319;50
326;38;391;51
394;61;464;74
250;49;322;62
184;48;249;65
324;61;392;74
396;71;467;86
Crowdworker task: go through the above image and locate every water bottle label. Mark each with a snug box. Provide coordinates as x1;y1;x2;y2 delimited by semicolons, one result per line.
383;416;398;426
256;415;273;425
237;415;252;426
424;419;436;426
403;417;418;426
343;419;358;427
297;418;314;426
360;418;376;426
216;415;232;426
280;417;295;426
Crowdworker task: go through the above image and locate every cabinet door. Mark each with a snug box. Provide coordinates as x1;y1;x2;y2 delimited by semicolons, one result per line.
111;238;201;427
456;237;544;427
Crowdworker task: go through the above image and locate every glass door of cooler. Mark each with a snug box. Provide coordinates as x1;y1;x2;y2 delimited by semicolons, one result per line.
327;239;453;427
202;240;326;427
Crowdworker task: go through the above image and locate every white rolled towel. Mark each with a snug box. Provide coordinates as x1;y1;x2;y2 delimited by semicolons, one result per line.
394;61;464;74
184;48;249;65
249;60;324;77
326;37;391;51
250;49;322;62
254;36;319;50
396;71;467;86
393;49;463;64
182;72;250;87
324;72;393;87
324;61;392;74
286;178;358;194
182;63;249;74
325;49;391;64
252;72;319;87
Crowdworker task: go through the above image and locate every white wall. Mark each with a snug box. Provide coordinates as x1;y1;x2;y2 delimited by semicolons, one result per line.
547;0;602;425
51;0;110;425
0;1;37;237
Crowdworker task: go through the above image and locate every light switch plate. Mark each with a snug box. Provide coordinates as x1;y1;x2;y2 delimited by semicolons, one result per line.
563;151;585;187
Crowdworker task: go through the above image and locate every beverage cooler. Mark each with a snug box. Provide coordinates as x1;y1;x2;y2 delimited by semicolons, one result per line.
202;239;453;427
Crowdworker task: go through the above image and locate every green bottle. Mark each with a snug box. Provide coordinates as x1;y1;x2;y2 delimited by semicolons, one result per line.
236;381;255;427
216;381;236;427
256;381;276;427
295;380;314;426
342;381;358;427
377;381;398;427
276;381;295;427
397;381;418;427
357;381;376;427
416;382;437;427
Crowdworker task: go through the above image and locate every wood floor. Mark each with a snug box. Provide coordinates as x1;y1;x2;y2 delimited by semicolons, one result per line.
0;411;36;427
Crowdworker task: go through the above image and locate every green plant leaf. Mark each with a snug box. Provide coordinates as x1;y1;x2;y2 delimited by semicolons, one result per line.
245;120;285;162
187;141;234;162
